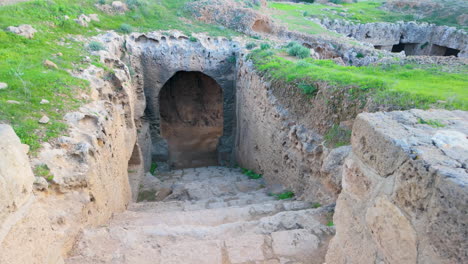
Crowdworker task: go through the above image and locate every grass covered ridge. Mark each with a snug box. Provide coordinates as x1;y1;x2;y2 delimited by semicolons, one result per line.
269;1;468;30
0;0;237;152
249;48;468;111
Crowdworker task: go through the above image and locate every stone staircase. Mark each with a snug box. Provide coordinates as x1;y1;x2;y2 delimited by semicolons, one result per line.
65;167;334;264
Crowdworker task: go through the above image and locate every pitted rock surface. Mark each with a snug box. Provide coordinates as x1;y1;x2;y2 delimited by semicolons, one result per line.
66;167;334;264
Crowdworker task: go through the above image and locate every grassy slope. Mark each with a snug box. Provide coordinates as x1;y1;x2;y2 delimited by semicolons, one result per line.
0;0;237;152
249;48;468;110
269;1;467;32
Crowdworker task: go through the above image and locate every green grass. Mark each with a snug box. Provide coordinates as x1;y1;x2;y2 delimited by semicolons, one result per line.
418;118;445;128
312;202;322;208
0;0;238;153
273;191;295;200
269;1;467;30
324;125;352;148
326;220;334;227
241;168;262;179
34;164;54;181
150;162;158;175
249;49;468;111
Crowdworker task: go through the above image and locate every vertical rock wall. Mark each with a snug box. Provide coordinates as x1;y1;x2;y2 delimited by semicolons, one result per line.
326;109;468;264
235;60;351;204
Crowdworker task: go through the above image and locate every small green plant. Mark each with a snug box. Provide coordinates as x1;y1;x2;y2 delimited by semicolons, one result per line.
312;202;322;208
356;52;364;58
189;36;197;42
246;42;257;50
286;42;310;59
260;43;271;50
126;0;142;10
227;55;236;64
418;118;445;128
119;23;133;34
326;221;334;227
241;168;262;179
150;162;158;175
34;164;54;182
298;82;317;96
324;125;352;148
273;191;295;200
88;41;106;51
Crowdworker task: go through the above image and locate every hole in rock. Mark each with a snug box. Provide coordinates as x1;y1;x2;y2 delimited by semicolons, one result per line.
252;19;273;34
159;71;223;169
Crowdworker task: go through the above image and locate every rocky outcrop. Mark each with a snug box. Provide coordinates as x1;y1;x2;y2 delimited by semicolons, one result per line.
320;19;468;57
0;32;144;264
0;125;34;236
326;109;468;264
6;24;37;39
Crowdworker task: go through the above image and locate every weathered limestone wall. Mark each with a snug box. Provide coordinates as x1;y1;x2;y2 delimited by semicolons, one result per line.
235;60;351;204
125;32;239;166
320;19;468;57
326;109;468;264
0;32;144;264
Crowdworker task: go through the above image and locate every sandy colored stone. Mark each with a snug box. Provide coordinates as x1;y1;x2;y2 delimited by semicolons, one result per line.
272;229;319;258
6;100;20;104
0;82;7;90
6;24;37;39
366;196;417;264
43;60;58;69
0;124;35;225
40;99;49;104
225;234;265;263
39;115;50;124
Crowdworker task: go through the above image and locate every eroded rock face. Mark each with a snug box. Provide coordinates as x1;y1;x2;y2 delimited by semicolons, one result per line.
0;125;34;227
320;19;468;57
326;109;468;264
235;60;353;204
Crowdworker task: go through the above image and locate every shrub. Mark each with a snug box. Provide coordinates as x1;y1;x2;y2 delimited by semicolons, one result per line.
246;42;257;50
150;162;157;175
298;82;317;95
273;191;295;200
126;0;142;10
227;55;237;64
119;23;133;34
287;42;310;59
88;41;105;51
98;0;106;4
260;43;271;50
189;36;197;42
312;202;322;208
356;52;364;58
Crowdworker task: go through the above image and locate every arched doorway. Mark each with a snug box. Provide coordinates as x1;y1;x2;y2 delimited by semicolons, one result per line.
159;71;223;169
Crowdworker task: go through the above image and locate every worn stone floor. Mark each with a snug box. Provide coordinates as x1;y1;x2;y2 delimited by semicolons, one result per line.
65;167;334;264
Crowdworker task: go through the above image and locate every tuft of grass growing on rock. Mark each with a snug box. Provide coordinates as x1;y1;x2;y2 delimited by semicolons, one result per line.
189;36;197;42
34;164;54;182
418;118;445;128
118;23;133;34
241;168;262;179
245;42;257;50
273;191;295;200
260;43;271;50
326;220;334;227
324;125;352;148
88;41;106;51
312;202;322;208
150;162;158;175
